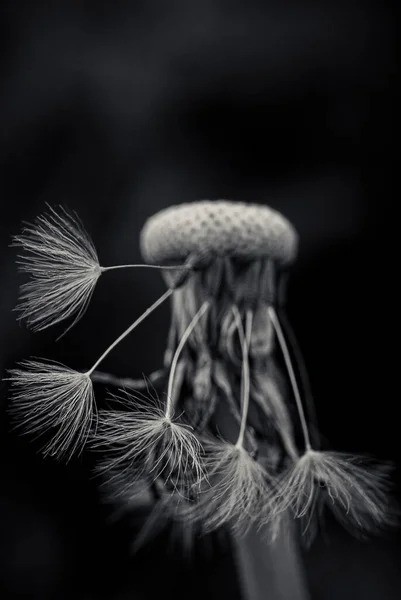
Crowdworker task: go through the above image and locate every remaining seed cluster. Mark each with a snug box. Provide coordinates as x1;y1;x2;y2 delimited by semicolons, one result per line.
7;202;393;544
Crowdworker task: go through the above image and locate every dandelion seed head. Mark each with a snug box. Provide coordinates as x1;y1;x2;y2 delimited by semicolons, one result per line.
140;200;298;266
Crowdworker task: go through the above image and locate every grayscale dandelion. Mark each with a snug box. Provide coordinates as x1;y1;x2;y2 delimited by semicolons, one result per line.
8;200;393;548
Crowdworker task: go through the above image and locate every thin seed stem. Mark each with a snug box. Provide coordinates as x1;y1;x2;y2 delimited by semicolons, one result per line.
101;263;187;273
87;289;173;376
268;306;312;452
233;307;253;449
277;307;320;448
165;300;210;420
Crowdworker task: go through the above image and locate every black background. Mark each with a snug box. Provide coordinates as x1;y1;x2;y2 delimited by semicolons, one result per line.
0;1;399;599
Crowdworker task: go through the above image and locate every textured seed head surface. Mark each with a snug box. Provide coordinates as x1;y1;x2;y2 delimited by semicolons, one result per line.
140;200;298;265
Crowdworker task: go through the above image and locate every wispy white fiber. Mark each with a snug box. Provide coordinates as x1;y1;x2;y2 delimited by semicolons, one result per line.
271;449;393;540
13;205;101;332
8;359;95;460
184;441;274;535
94;390;205;489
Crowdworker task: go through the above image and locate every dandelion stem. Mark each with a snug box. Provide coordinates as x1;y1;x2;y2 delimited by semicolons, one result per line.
87;289;173;376
233;307;253;449
268;306;312;451
165;300;210;420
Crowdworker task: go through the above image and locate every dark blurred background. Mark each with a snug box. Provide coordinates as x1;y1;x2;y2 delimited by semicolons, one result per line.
0;1;399;599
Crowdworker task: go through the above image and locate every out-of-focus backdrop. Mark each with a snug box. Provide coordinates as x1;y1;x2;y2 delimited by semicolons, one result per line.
0;2;399;599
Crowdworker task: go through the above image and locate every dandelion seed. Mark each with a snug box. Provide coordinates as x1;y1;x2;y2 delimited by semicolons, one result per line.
94;301;210;490
13;205;193;333
95;404;204;490
268;306;393;540
8;359;95;460
13;205;102;332
189;441;274;535
271;450;393;543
